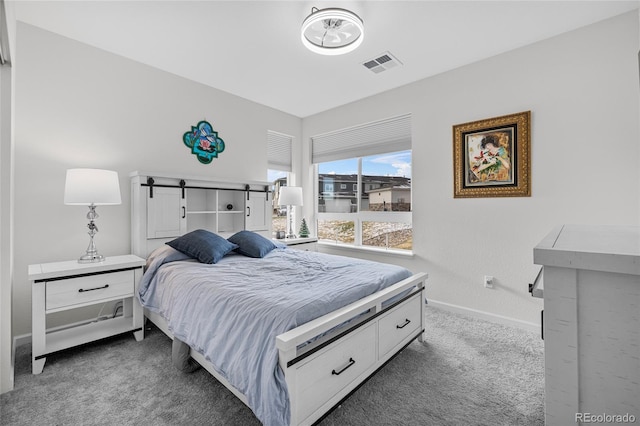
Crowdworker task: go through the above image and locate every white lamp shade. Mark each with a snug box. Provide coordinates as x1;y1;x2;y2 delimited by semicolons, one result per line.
64;169;122;205
278;186;303;206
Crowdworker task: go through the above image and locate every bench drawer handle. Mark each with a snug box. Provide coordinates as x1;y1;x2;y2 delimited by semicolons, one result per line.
332;358;355;376
396;319;411;329
78;284;109;293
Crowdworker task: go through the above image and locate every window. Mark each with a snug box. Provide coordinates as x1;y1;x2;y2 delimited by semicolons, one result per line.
317;219;355;244
316;150;412;250
267;130;293;237
362;221;412;250
318;159;357;213
312;114;412;252
361;151;411;212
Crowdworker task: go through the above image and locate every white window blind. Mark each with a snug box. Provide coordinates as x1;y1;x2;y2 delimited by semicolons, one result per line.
312;114;411;164
267;131;293;172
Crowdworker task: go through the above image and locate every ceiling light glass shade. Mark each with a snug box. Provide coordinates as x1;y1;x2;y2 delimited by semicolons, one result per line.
64;169;121;205
278;186;303;206
301;7;364;56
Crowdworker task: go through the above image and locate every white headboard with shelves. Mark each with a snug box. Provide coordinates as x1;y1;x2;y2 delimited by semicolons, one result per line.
130;171;272;258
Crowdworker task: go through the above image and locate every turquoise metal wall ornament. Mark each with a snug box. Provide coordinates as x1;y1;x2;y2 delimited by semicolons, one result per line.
183;120;225;164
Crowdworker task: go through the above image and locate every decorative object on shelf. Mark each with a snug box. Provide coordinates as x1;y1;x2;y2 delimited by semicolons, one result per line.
275;231;285;239
299;218;310;238
453;111;531;198
301;7;364;56
278;186;303;239
64;168;121;263
226;204;233;210
183;120;225;164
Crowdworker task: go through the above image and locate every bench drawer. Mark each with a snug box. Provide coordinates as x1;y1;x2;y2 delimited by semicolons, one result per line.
46;270;134;311
294;322;376;422
378;294;421;358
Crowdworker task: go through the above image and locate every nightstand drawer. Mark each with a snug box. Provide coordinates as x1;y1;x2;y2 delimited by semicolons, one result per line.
46;270;134;311
287;242;317;251
276;237;318;252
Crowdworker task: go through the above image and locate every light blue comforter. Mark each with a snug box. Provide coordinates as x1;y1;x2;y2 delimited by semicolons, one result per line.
138;245;412;426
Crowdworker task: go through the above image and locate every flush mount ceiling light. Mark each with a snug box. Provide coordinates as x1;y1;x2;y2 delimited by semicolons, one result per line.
301;7;364;55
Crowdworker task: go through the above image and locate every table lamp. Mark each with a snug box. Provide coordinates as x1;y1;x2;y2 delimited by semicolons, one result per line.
278;186;303;239
64;168;121;263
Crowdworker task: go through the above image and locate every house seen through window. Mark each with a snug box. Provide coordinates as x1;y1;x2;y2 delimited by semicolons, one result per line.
268;169;288;237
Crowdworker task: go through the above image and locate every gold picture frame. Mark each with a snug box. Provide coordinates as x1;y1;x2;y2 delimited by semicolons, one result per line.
453;111;531;198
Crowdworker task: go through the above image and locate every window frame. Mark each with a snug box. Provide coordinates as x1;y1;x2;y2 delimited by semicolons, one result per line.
315;153;412;252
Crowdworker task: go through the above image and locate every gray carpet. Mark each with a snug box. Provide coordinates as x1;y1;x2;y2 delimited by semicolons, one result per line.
1;306;544;425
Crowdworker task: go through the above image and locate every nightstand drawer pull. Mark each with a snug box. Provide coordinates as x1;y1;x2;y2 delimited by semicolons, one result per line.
78;284;110;293
331;357;355;376
396;319;411;329
46;270;134;311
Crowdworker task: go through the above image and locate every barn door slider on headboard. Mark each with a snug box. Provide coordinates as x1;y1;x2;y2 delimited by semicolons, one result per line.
142;177;269;200
147;177;155;198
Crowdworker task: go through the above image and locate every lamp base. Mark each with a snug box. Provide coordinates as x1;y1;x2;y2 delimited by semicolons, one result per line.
78;207;105;263
286;206;297;240
78;253;105;263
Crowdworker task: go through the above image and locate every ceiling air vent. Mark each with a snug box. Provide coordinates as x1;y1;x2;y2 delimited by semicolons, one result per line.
362;52;402;74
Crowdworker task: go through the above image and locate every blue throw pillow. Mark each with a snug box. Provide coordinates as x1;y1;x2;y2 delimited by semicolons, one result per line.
228;230;277;258
166;229;238;264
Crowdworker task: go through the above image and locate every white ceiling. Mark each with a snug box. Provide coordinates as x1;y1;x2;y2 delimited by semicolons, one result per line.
7;0;639;118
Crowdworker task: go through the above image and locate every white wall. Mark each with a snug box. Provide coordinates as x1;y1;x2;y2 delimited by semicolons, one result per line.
9;10;640;337
0;0;15;396
302;11;640;326
11;23;301;336
0;55;14;394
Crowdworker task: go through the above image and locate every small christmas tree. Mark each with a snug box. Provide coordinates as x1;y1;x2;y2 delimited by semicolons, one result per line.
299;218;310;238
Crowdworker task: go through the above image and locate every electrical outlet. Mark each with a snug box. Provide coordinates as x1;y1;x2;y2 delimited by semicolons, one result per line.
484;275;494;289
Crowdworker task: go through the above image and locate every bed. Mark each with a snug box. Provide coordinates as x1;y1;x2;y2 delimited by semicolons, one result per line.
130;173;428;426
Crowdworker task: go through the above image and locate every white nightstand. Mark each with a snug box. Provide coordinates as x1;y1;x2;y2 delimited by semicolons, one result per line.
278;237;318;251
28;254;146;374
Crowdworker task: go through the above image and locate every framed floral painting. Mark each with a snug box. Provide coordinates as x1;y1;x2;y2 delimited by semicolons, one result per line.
453;111;531;198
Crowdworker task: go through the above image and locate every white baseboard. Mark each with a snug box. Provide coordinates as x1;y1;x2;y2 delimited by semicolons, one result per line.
426;299;540;333
13;302;539;346
13;333;30;348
